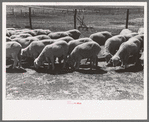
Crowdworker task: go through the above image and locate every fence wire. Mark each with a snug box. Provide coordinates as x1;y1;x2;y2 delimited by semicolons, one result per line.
6;5;144;36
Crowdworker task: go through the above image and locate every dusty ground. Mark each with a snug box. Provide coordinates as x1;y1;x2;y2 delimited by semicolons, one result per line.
6;47;144;100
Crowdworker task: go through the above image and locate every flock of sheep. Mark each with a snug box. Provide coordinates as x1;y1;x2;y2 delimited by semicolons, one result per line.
6;27;144;71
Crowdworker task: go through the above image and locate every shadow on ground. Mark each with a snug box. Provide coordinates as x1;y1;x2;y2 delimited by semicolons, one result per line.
6;66;27;73
21;62;35;69
35;64;74;75
77;64;107;74
115;64;143;73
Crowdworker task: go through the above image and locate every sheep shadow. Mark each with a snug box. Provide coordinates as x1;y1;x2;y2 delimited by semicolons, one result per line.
35;63;74;75
115;63;143;73
77;64;107;74
6;66;27;73
21;61;35;69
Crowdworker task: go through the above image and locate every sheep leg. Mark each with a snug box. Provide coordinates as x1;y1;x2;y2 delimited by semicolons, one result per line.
13;60;18;69
50;57;55;70
47;58;51;69
91;57;96;70
123;57;128;69
75;58;81;70
134;53;139;65
62;55;67;69
58;58;61;64
18;56;22;69
17;51;22;68
58;56;63;65
75;61;80;70
90;59;93;70
95;56;98;67
12;54;18;69
123;62;128;69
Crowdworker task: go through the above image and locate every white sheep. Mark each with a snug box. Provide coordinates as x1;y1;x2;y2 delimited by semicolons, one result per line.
10;33;32;39
48;31;69;39
12;36;39;48
67;41;101;70
6;41;22;69
34;40;68;70
34;35;51;40
123;32;138;40
66;29;81;39
21;39;56;60
56;36;74;43
138;27;144;35
89;31;112;46
104;35;127;64
48;29;81;39
68;37;93;55
110;34;143;68
119;28;132;35
33;29;51;35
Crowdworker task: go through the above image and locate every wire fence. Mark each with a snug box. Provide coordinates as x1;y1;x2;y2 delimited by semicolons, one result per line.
6;5;144;36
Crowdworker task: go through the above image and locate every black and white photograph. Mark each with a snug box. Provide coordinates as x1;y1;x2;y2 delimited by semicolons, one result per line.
2;2;147;120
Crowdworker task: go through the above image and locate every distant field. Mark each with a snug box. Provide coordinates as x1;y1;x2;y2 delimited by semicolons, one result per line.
5;5;144;100
6;5;144;36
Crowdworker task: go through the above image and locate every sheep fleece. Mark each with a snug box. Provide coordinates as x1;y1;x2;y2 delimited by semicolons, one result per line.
6;41;22;68
68;37;93;54
89;31;112;45
34;41;68;70
69;41;101;69
104;35;127;62
21;39;56;59
111;35;142;67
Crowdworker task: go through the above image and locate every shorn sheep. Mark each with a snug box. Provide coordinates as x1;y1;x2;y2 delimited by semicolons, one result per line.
110;34;143;68
67;41;101;70
21;39;56;60
104;35;127;64
6;41;22;69
34;40;69;70
68;37;93;55
89;31;112;46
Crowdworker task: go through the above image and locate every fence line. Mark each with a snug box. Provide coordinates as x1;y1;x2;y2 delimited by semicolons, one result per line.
6;5;144;32
14;5;131;30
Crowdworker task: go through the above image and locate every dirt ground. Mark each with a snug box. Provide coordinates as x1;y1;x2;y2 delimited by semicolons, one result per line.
6;47;144;100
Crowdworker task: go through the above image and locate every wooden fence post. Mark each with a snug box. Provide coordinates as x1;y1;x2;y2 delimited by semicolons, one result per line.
74;9;77;29
29;7;32;29
125;9;129;29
